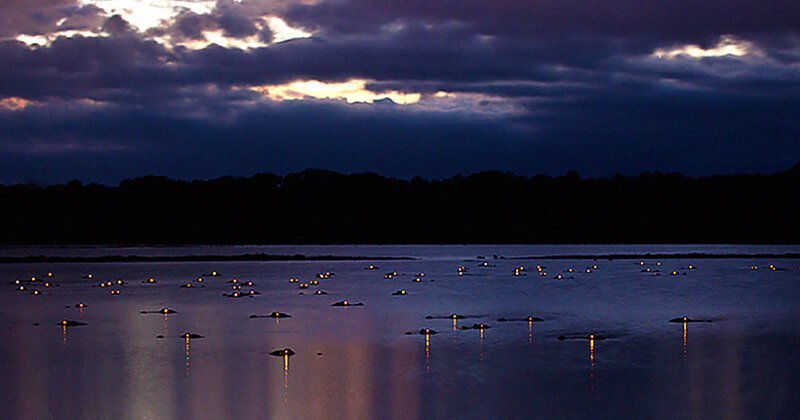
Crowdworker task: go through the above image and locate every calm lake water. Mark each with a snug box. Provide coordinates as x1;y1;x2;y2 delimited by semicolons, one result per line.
0;245;799;419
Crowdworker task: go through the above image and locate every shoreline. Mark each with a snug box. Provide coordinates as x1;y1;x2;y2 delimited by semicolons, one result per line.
0;254;416;264
0;252;797;264
511;253;800;260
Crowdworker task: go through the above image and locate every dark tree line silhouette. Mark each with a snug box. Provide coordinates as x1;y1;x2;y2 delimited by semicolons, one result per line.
1;163;798;245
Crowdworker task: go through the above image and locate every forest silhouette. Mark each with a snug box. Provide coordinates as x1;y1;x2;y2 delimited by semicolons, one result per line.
1;163;797;245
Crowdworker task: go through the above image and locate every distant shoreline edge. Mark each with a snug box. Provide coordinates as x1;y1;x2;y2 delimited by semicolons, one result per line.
0;254;416;264
0;252;797;264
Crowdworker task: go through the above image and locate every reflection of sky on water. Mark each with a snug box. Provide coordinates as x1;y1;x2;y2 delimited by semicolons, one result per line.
0;247;798;418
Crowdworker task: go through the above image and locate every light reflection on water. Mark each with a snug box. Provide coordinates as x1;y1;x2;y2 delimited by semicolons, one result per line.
0;246;798;418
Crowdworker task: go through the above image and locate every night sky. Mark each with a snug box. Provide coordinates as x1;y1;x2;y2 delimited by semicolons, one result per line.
1;0;798;184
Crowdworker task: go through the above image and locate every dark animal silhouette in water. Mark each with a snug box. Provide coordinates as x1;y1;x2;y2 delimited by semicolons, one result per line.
404;328;438;335
425;314;469;320
668;317;713;323
459;323;491;330
181;332;204;339
497;316;544;322
141;308;177;314
224;290;260;298
557;334;608;341
250;312;292;319
331;300;364;306
270;348;295;356
59;320;87;327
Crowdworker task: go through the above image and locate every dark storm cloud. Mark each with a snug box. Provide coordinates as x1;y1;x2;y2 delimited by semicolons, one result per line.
0;0;103;37
3;85;797;185
150;2;269;41
101;14;133;36
0;97;538;183
0;0;798;183
286;0;800;44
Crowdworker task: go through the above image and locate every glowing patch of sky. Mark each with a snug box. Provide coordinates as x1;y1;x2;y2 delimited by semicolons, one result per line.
653;36;757;59
16;30;100;46
251;80;421;104
172;17;310;50
265;16;312;43
0;97;34;111
79;0;216;31
175;30;269;50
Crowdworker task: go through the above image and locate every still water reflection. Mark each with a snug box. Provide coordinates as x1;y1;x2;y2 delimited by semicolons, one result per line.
0;246;798;418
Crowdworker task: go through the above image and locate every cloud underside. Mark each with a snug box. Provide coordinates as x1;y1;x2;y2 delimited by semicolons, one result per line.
0;0;799;183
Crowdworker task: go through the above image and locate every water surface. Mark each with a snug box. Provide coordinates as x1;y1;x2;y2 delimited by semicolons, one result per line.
0;245;798;419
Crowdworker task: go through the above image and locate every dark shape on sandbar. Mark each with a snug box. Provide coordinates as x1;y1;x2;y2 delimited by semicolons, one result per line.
141;308;177;314
156;335;164;339
557;334;608;341
668;317;712;323
331;300;363;307
74;303;88;308
459;323;490;330
497;316;544;322
392;289;408;296
269;348;295;357
313;289;328;295
418;328;438;335
59;320;87;327
181;332;204;339
425;314;467;320
249;311;292;319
